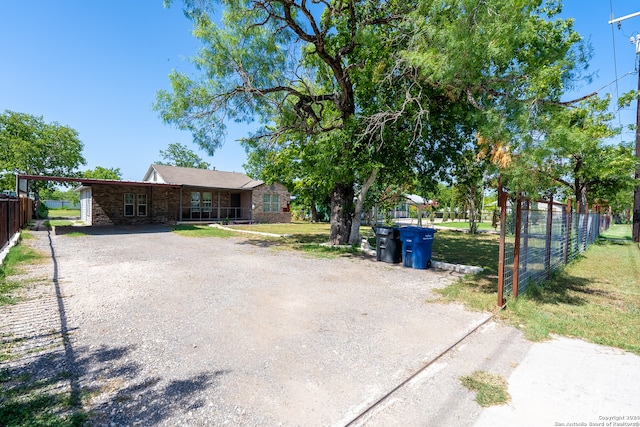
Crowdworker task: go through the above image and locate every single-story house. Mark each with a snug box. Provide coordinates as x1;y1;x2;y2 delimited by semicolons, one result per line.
17;165;291;226
138;164;290;225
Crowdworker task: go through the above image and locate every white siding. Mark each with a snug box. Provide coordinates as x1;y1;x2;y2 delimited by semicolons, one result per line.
80;188;92;225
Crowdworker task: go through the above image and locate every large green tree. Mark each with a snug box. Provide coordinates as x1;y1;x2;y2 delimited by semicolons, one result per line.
156;142;210;169
502;96;637;213
0;110;85;210
157;0;474;244
157;0;583;244
83;166;123;180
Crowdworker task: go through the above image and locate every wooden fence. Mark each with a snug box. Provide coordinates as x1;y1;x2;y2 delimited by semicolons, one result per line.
497;186;610;307
0;196;33;254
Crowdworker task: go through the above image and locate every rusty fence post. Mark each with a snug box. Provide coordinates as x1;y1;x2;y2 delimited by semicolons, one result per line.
497;179;507;307
545;195;553;278
512;195;522;299
522;199;530;276
564;199;572;265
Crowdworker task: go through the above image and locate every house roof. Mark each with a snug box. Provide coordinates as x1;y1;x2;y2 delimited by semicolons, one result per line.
144;164;264;190
16;174;180;188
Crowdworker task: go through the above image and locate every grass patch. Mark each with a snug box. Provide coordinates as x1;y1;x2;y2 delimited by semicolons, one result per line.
436;221;498;232
0;371;87;426
63;231;86;238
228;220;332;236
1;243;44;278
46;209;80;218
173;224;240;238
439;234;640;355
46;219;75;227
431;229;499;274
0;240;44;306
0;281;22;306
600;223;632;240
460;371;510;407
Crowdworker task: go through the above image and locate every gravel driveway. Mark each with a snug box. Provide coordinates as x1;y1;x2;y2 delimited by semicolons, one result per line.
2;225;497;426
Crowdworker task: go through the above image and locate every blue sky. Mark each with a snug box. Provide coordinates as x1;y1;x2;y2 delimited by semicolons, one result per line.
1;1;639;181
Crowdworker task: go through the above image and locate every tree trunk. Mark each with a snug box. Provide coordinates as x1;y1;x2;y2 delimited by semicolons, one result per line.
468;196;478;234
348;170;378;245
34;190;41;220
329;182;355;245
310;203;318;222
575;179;588;213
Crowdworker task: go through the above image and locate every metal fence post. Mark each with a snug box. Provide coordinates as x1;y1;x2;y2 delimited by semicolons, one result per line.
497;179;507;307
545;195;553;278
522;199;530;275
512;195;522;298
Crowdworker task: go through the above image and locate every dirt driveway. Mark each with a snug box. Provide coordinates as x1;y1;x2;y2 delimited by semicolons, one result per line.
2;226;524;426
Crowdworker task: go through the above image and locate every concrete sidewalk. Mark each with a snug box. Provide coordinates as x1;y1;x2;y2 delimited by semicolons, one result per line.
349;322;640;427
475;335;640;427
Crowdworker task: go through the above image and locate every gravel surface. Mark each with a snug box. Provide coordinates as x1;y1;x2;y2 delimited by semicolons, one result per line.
2;225;510;426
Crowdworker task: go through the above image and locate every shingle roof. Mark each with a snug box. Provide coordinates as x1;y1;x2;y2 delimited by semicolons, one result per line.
146;164;264;190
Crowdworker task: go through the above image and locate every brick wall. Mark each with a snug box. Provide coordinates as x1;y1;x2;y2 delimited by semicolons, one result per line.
90;184;179;226
251;183;291;223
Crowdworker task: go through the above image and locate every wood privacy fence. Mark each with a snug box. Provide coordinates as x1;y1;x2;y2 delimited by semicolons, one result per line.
496;186;610;307
0;196;32;253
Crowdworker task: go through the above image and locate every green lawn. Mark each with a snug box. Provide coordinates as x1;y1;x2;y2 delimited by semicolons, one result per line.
435;221;498;232
600;223;632;240
47;209;80;219
439;234;640;354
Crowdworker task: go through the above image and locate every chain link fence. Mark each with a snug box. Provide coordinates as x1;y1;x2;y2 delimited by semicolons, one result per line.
497;190;610;306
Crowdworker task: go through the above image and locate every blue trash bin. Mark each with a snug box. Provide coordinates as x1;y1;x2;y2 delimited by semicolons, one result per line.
398;227;437;269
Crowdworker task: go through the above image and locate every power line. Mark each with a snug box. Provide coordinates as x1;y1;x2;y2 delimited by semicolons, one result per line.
610;0;623;137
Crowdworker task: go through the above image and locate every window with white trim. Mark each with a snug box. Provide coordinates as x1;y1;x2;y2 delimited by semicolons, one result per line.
263;194;280;213
137;194;147;216
124;193;135;217
124;193;147;217
203;192;212;213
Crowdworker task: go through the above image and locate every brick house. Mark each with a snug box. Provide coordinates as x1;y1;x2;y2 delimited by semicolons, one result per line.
139;164;291;224
18;165;291;226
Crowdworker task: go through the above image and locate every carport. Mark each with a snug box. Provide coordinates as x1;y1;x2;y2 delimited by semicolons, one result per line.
16;174;181;226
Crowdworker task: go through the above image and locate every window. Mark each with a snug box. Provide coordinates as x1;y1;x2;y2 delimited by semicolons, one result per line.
263;194;271;212
137;194;147;216
203;192;212;213
124;193;147;217
191;192;200;213
263;194;280;213
124;193;135;216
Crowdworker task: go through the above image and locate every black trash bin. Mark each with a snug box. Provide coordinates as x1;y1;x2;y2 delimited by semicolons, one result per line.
398;226;437;269
374;226;402;263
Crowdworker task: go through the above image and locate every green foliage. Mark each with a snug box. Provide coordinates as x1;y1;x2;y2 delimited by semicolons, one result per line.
158;0;585;244
156;142;210;169
500;95;636;213
39;188;80;205
37;203;49;219
82;166;122;180
0;110;86;192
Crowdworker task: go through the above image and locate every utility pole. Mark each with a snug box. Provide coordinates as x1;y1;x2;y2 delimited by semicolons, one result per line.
635;56;640;242
610;12;640;242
